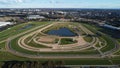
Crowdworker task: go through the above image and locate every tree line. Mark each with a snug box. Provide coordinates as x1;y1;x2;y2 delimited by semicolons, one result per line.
2;60;69;68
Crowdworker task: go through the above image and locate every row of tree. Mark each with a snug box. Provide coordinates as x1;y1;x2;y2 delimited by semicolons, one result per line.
2;60;68;68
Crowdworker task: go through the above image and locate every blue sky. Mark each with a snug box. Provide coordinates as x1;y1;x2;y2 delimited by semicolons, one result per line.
0;0;120;8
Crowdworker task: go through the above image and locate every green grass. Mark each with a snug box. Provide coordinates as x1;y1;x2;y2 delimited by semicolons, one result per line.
60;38;77;45
0;52;30;61
111;59;120;65
114;39;120;55
81;23;115;52
7;22;51;55
113;47;120;55
0;21;49;42
95;43;101;48
99;37;106;46
0;22;117;65
24;35;51;48
72;22;86;35
0;37;101;64
11;37;99;55
10;35;99;55
100;35;115;52
63;59;111;65
37;50;99;55
110;56;120;64
55;38;59;43
114;51;120;55
0;42;6;50
9;22;99;55
95;38;106;48
83;36;93;42
27;40;51;48
11;37;39;55
117;39;120;42
0;23;30;41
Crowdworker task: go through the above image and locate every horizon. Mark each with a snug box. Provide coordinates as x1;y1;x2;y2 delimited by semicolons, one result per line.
0;0;120;8
0;8;120;9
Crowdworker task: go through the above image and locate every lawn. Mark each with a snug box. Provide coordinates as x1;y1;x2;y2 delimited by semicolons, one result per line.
100;35;115;52
81;23;115;52
0;42;6;50
24;35;51;48
0;52;30;61
60;38;77;45
83;36;93;42
11;36;99;55
0;58;112;65
0;21;49;42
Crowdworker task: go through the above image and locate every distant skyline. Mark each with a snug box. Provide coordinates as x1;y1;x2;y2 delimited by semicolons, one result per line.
0;0;120;8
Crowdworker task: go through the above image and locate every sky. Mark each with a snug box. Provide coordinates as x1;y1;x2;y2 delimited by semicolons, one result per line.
0;0;120;8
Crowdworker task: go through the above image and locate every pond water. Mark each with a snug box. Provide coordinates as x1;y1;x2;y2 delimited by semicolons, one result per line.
47;28;77;37
19;24;34;30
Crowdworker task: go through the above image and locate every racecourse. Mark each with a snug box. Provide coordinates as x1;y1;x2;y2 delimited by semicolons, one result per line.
3;21;118;59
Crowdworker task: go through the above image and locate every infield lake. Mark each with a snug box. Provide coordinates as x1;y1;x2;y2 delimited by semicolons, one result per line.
47;28;77;37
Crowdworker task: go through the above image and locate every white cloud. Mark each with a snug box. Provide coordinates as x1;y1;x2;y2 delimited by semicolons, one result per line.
0;0;23;4
15;0;23;3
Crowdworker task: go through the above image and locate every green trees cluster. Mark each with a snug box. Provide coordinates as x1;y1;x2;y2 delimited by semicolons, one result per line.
2;60;65;68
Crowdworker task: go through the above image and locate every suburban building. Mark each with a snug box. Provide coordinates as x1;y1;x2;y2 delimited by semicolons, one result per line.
27;15;45;19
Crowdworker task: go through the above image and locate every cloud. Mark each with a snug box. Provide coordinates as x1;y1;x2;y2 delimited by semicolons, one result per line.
15;0;23;3
0;0;23;4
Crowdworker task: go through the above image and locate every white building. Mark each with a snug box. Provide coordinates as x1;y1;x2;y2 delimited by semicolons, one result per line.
27;15;45;19
0;22;12;27
103;24;120;30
